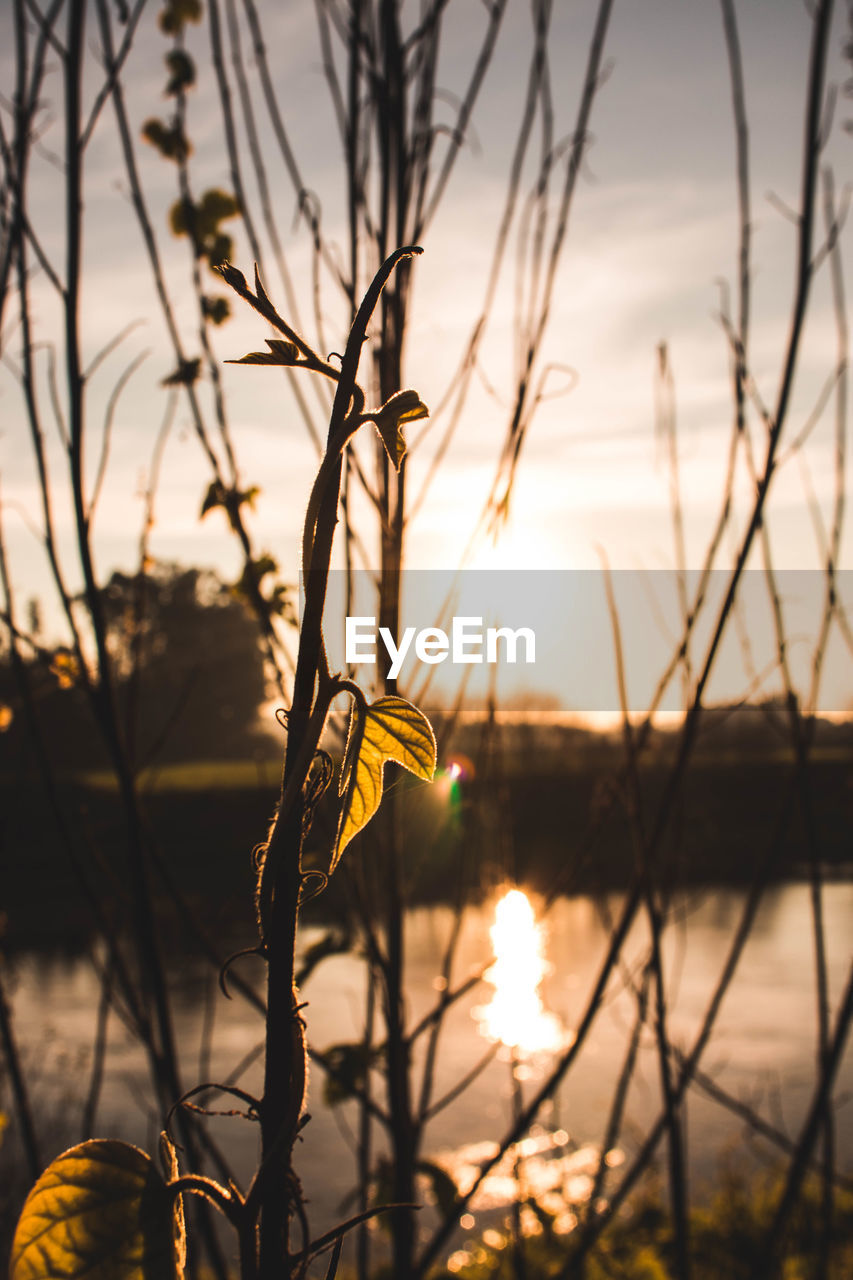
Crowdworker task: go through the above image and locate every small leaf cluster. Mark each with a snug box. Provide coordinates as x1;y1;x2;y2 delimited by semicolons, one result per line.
200;479;260;525
142;0;235;318
169;189;241;274
49;649;80;690
165;49;195;94
321;1042;383;1107
142;24;198;157
231;552;292;621
160;356;201;387
141;117;190;162
201;294;230;325
158;0;202;36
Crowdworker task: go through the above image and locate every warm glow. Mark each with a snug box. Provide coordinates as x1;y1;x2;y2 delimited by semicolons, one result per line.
477;889;565;1055
467;525;564;574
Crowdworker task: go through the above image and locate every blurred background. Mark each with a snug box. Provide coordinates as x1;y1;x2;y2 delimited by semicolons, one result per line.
1;1;852;1276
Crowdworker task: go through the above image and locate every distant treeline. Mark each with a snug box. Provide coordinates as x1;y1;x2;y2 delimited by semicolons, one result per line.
3;569;851;952
2;710;850;952
442;699;853;771
0;563;273;773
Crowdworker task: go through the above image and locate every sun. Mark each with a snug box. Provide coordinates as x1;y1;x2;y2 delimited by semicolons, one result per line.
466;519;567;574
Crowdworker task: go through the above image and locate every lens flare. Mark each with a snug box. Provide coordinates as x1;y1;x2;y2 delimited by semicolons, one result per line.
444;753;474;782
477;889;565;1055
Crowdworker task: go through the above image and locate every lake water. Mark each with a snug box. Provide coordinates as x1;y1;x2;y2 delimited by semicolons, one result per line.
4;881;852;1264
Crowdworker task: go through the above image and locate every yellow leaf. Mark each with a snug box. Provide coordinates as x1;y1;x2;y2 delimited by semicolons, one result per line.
10;1139;183;1280
334;696;436;869
373;390;428;469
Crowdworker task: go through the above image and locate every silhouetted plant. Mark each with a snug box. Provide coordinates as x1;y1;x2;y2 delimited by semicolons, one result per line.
9;249;436;1280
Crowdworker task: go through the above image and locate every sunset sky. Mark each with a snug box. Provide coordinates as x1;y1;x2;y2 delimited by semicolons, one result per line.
1;0;851;712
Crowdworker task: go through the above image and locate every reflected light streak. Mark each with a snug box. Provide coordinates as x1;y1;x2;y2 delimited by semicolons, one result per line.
477;889;565;1056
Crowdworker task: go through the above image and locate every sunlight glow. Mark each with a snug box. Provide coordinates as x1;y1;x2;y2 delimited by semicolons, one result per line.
437;1130;601;1239
466;523;566;574
477;889;565;1055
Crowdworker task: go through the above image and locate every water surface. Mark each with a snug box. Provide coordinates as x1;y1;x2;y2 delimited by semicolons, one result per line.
6;882;852;1258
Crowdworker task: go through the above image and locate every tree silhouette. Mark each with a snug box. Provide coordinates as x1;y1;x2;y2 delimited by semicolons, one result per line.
0;563;271;773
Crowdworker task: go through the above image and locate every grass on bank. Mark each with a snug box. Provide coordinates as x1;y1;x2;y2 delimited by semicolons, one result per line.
76;757;283;792
421;1166;853;1279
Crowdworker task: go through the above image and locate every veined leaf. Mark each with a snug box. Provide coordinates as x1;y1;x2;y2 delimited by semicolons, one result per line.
10;1139;183;1280
335;695;435;869
226;338;299;367
373;390;428;469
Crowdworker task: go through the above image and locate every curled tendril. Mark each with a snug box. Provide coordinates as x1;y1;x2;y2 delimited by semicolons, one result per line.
219;944;266;998
167;1084;262;1139
305;750;333;806
275;706;289;730
182;1100;260;1123
298;870;328;906
299;749;335;847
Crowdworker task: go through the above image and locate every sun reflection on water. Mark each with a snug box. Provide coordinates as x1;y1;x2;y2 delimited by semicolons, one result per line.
476;888;566;1056
438;1131;623;1271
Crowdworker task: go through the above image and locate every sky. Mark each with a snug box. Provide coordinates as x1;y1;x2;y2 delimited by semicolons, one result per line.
1;0;851;714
